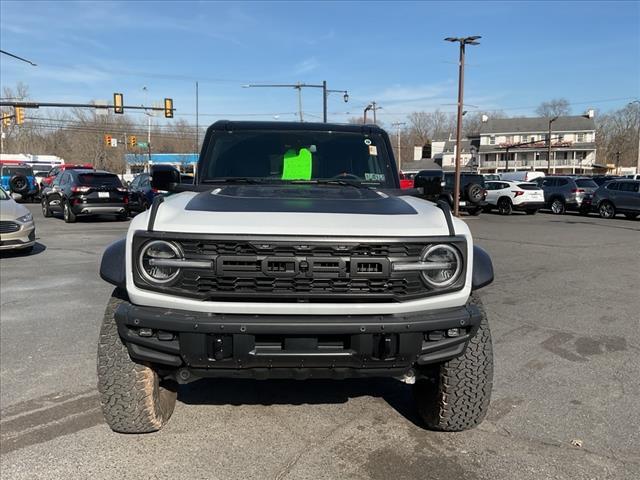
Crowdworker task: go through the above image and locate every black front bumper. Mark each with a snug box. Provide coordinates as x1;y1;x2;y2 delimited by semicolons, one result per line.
115;301;482;380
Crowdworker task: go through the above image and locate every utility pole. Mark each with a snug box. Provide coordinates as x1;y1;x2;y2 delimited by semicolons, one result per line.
629;100;640;173
391;122;406;170
296;84;304;122
243;82;348;123
195;81;199;154
445;35;481;217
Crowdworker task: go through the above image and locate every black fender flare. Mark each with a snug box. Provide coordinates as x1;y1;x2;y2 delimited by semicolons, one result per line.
472;245;494;290
100;238;126;288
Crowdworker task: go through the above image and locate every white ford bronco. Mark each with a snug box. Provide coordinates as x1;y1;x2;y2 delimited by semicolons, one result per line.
97;121;494;433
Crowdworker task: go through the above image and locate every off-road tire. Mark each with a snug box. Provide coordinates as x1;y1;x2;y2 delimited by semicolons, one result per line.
41;198;52;217
413;293;493;431
465;183;484;204
63;201;76;223
97;289;177;433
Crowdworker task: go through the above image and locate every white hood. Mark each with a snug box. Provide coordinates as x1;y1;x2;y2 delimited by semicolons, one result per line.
136;189;468;238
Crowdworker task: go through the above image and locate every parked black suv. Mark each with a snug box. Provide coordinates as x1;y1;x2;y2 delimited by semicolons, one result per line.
439;172;487;215
41;169;129;223
591;179;640;219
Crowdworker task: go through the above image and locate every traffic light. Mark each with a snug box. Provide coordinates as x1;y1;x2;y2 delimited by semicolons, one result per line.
2;114;10;127
129;135;137;148
164;98;173;118
113;93;124;114
104;134;112;147
15;107;25;125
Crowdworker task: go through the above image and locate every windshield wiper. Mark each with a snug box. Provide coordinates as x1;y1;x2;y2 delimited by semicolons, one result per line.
290;179;370;189
202;177;264;184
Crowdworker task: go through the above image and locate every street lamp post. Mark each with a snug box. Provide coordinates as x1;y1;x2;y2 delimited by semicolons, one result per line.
445;35;481;217
364;104;372;124
391;122;407;170
547;116;558;173
243;82;348;123
629;100;640;173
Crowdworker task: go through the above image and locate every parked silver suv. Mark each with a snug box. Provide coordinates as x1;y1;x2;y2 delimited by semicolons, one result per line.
536;176;598;214
592;179;640;219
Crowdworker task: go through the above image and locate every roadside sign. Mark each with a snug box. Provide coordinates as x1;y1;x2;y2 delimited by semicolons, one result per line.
137;142;148;148
110;138;118;147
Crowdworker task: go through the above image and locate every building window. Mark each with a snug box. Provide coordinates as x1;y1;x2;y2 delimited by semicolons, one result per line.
490;136;495;145
505;135;513;143
576;133;585;142
556;134;564;142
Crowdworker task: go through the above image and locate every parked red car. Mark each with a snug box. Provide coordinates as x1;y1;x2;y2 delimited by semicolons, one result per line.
399;171;414;189
41;163;94;188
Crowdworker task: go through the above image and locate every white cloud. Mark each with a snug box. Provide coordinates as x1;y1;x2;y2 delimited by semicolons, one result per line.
293;58;319;75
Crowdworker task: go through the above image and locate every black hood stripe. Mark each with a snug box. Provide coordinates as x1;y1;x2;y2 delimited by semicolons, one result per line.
184;186;417;215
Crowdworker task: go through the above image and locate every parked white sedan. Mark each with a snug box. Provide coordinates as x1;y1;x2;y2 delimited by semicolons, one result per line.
484;180;545;215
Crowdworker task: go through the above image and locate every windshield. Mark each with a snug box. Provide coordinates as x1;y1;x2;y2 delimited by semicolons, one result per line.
2;167;34;176
576;179;598;188
199;130;396;187
78;173;122;187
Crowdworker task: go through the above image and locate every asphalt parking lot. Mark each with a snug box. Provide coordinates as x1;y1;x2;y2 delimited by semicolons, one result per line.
1;205;639;480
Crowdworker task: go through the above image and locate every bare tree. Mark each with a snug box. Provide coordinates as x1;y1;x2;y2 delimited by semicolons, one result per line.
596;102;640;167
535;98;571;117
463;110;508;137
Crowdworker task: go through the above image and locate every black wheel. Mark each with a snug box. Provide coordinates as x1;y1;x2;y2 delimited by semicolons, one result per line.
63;200;77;223
9;174;29;195
468;207;482;216
497;198;513;215
525;209;537;215
550;198;565;215
41;198;52;217
97;289;177;433
598;201;615;219
413;293;493;431
624;213;638;219
116;209;129;221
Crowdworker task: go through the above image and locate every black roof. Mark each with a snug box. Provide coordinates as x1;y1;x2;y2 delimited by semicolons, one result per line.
208;120;387;134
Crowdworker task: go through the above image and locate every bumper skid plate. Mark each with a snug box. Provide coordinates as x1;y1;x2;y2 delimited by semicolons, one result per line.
115;301;482;380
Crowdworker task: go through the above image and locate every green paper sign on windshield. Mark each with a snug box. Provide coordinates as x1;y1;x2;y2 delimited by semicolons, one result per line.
281;147;312;180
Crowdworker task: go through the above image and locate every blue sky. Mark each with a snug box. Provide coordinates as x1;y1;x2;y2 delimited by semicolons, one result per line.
1;0;639;125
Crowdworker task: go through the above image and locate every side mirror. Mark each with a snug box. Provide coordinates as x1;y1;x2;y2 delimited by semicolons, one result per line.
150;165;181;192
414;169;444;197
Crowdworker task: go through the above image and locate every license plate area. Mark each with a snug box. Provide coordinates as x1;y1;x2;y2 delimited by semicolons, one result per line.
98;192;109;198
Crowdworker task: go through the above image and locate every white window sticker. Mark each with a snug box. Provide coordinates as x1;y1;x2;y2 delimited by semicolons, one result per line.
364;138;372;145
365;173;385;181
368;145;378;156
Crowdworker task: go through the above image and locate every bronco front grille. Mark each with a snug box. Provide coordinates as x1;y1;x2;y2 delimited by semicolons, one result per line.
0;221;20;234
132;234;467;303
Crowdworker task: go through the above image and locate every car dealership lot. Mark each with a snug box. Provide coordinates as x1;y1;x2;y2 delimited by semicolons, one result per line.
1;206;638;480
